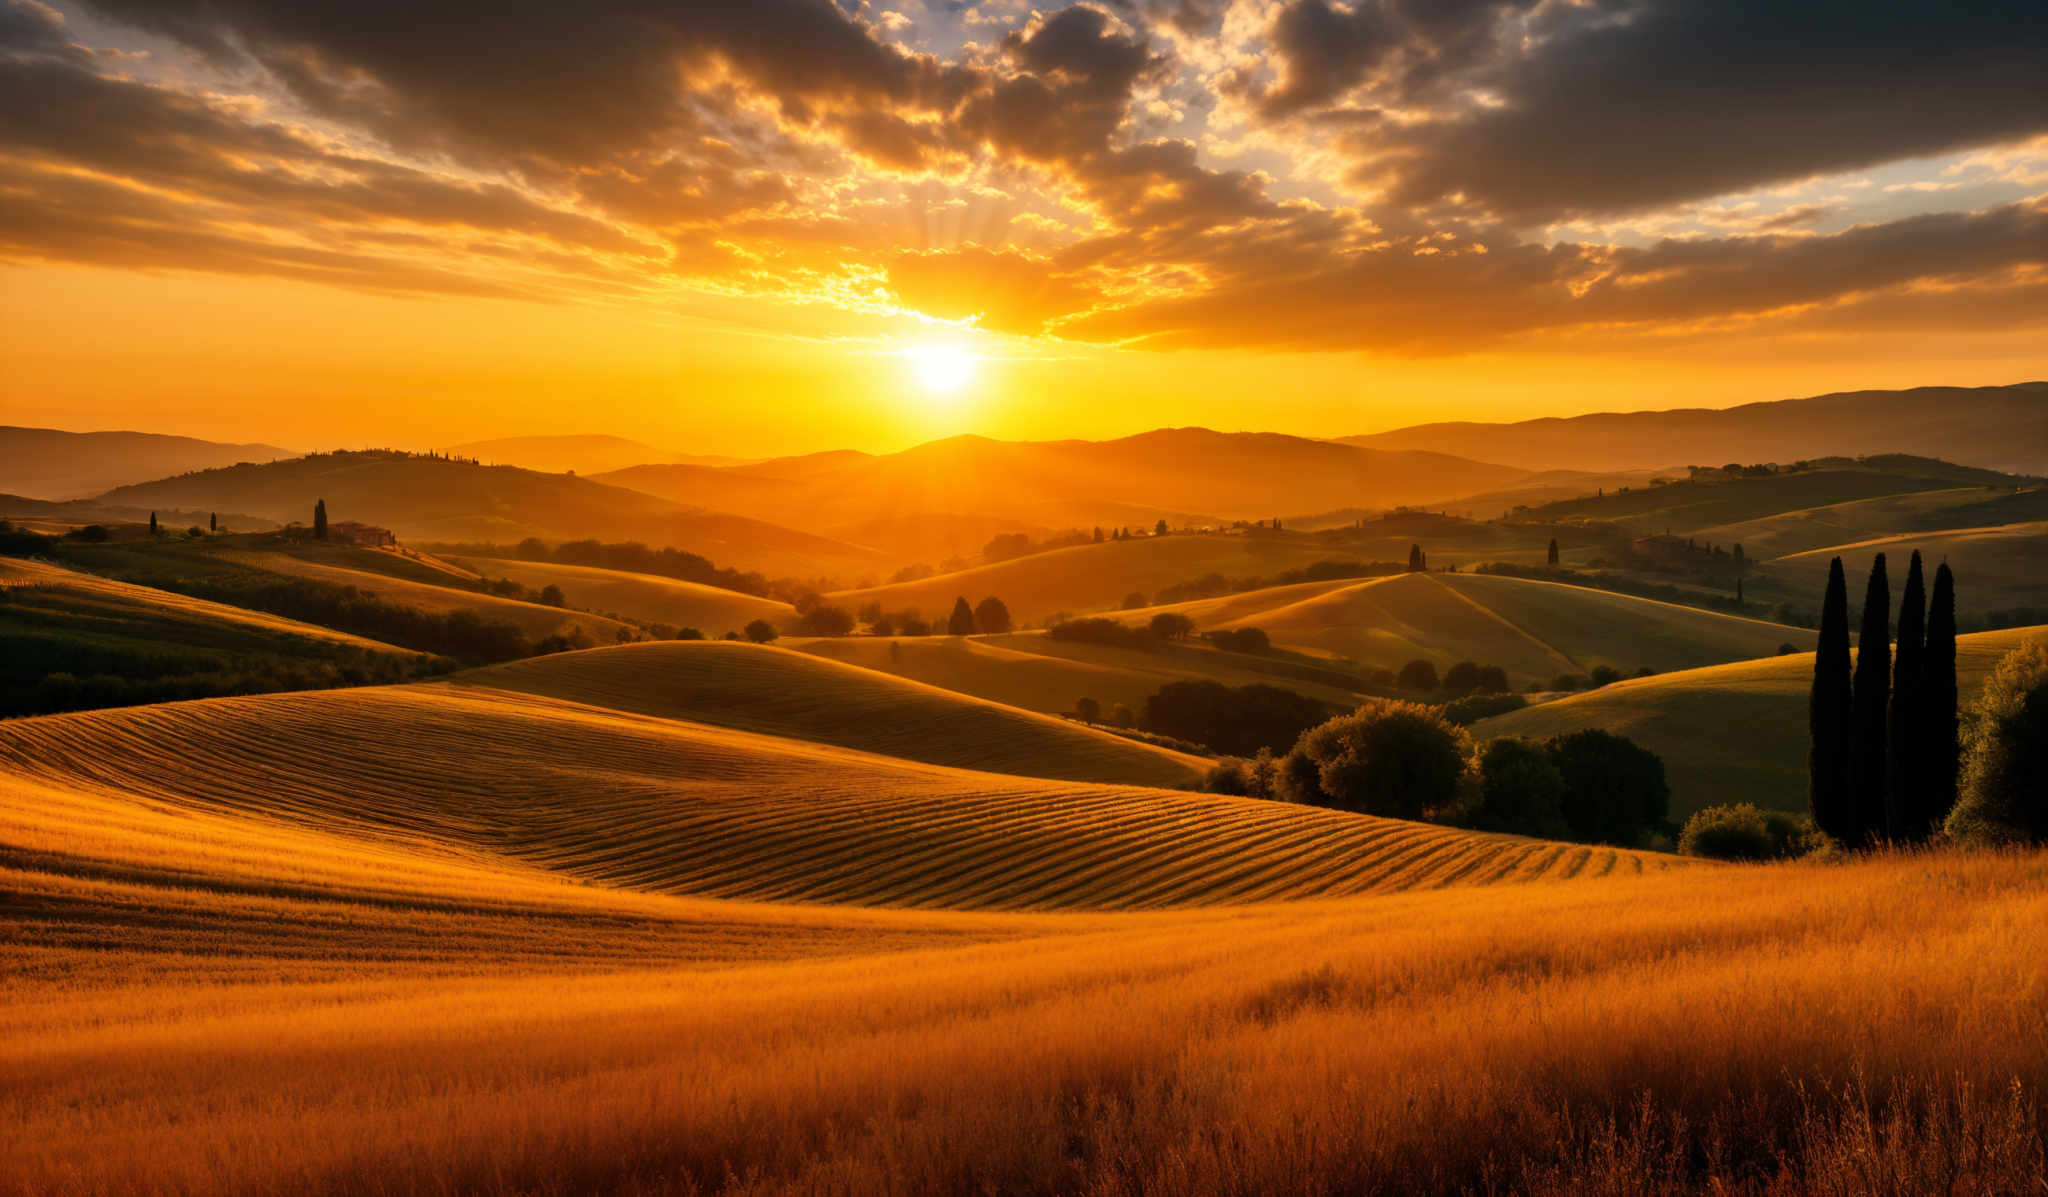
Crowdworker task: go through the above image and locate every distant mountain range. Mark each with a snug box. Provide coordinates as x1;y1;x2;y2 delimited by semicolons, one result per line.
0;427;297;500
444;435;752;475
1343;382;2048;475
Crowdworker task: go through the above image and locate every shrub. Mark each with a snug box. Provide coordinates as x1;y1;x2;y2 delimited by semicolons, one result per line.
743;619;779;643
673;627;704;640
1047;617;1153;651
1147;612;1195;641
1202;749;1283;799
1439;692;1527;726
1678;804;1814;860
797;605;855;636
1589;664;1623;687
1465;738;1570;839
1945;638;2048;844
1546;729;1670;846
1289;701;1470;819
1397;659;1440;691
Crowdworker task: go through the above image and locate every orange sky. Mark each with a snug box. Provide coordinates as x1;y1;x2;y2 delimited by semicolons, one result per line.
2;1;2044;456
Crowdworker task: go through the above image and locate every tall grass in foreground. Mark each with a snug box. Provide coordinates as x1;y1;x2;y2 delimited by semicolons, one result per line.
5;849;2045;1194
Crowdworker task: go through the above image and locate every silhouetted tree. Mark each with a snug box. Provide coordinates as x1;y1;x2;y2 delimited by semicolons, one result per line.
1092;526;1103;543
947;596;975;636
1810;557;1854;844
1154;518;1169;536
1121;592;1148;610
538;584;566;607
1733;543;1745;566
1407;544;1426;572
1397;659;1439;691
1075;697;1100;723
1736;577;1744;605
1546;538;1559;566
1887;551;1926;839
148;511;158;535
1467;737;1570;839
313;499;328;540
209;512;217;532
1546;729;1670;846
1442;661;1483;697
1476;664;1510;694
1850;554;1891;845
973;596;1012;634
1148;612;1195;641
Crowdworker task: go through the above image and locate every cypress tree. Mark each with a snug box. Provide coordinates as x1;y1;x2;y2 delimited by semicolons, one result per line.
1736;577;1744;605
148;511;158;535
313;499;328;540
1408;544;1425;572
1810;557;1854;843
1849;554;1890;845
209;511;217;532
1547;538;1559;566
1920;562;1961;835
1887;552;1926;839
947;596;975;636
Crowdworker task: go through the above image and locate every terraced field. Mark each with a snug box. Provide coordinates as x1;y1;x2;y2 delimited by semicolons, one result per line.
458;641;1209;786
448;556;794;635
237;551;636;641
1474;625;2044;818
0;684;1672;917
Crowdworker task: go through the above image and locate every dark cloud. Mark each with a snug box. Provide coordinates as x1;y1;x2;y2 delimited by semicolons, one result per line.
1252;0;2048;222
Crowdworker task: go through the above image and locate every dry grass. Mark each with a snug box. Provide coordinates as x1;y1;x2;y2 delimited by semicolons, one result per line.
456;640;1210;786
447;555;795;635
4;843;2043;1195
1477;624;2043;819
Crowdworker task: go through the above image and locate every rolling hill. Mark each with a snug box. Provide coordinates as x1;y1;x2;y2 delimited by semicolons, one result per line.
1473;625;2043;818
93;450;885;578
824;532;1389;624
1752;521;2048;614
1343;381;2048;474
455;641;1210;786
599;428;1529;537
0;683;1668;913
444;435;751;475
228;550;637;643
447;556;793;635
0;426;296;501
1113;571;1812;683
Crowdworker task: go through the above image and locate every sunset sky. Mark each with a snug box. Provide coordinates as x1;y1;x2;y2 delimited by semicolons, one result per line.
2;0;2044;456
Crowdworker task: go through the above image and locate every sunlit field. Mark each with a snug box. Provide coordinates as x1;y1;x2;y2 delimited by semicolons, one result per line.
7;846;2044;1195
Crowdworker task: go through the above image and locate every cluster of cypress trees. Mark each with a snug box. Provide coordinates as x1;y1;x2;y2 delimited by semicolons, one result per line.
1809;551;1959;846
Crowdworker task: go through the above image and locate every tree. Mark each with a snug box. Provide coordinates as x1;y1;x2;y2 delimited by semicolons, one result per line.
1075;697;1100;723
1154;518;1169;536
947;596;975;636
743;619;778;643
1288;701;1470;819
1887;551;1926;839
1546;538;1559;566
797;605;855;636
1810;557;1854;844
1093;527;1103;543
313;499;328;540
1945;638;2048;844
148;511;158;535
538;584;566;607
1442;661;1483;697
1148;612;1194;641
1407;543;1426;572
973;596;1013;635
1546;729;1670;846
1850;553;1890;844
1467;737;1570;838
1397;659;1439;691
1475;664;1509;694
1121;592;1148;610
1733;543;1745;567
1920;563;1961;835
209;512;217;533
1142;680;1327;757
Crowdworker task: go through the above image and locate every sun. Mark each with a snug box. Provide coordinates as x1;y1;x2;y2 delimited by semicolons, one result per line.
905;343;976;397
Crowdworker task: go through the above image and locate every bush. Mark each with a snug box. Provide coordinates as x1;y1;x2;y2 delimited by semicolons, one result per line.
1047;617;1153;651
673;627;704;640
1202;626;1270;653
1288;701;1470;819
1142;680;1329;757
1440;692;1527;726
1546;729;1670;846
1589;664;1622;687
1465;738;1569;838
1203;749;1284;799
1945;638;2048;844
1397;659;1440;691
1679;804;1813;860
743;619;779;643
797;605;855;636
